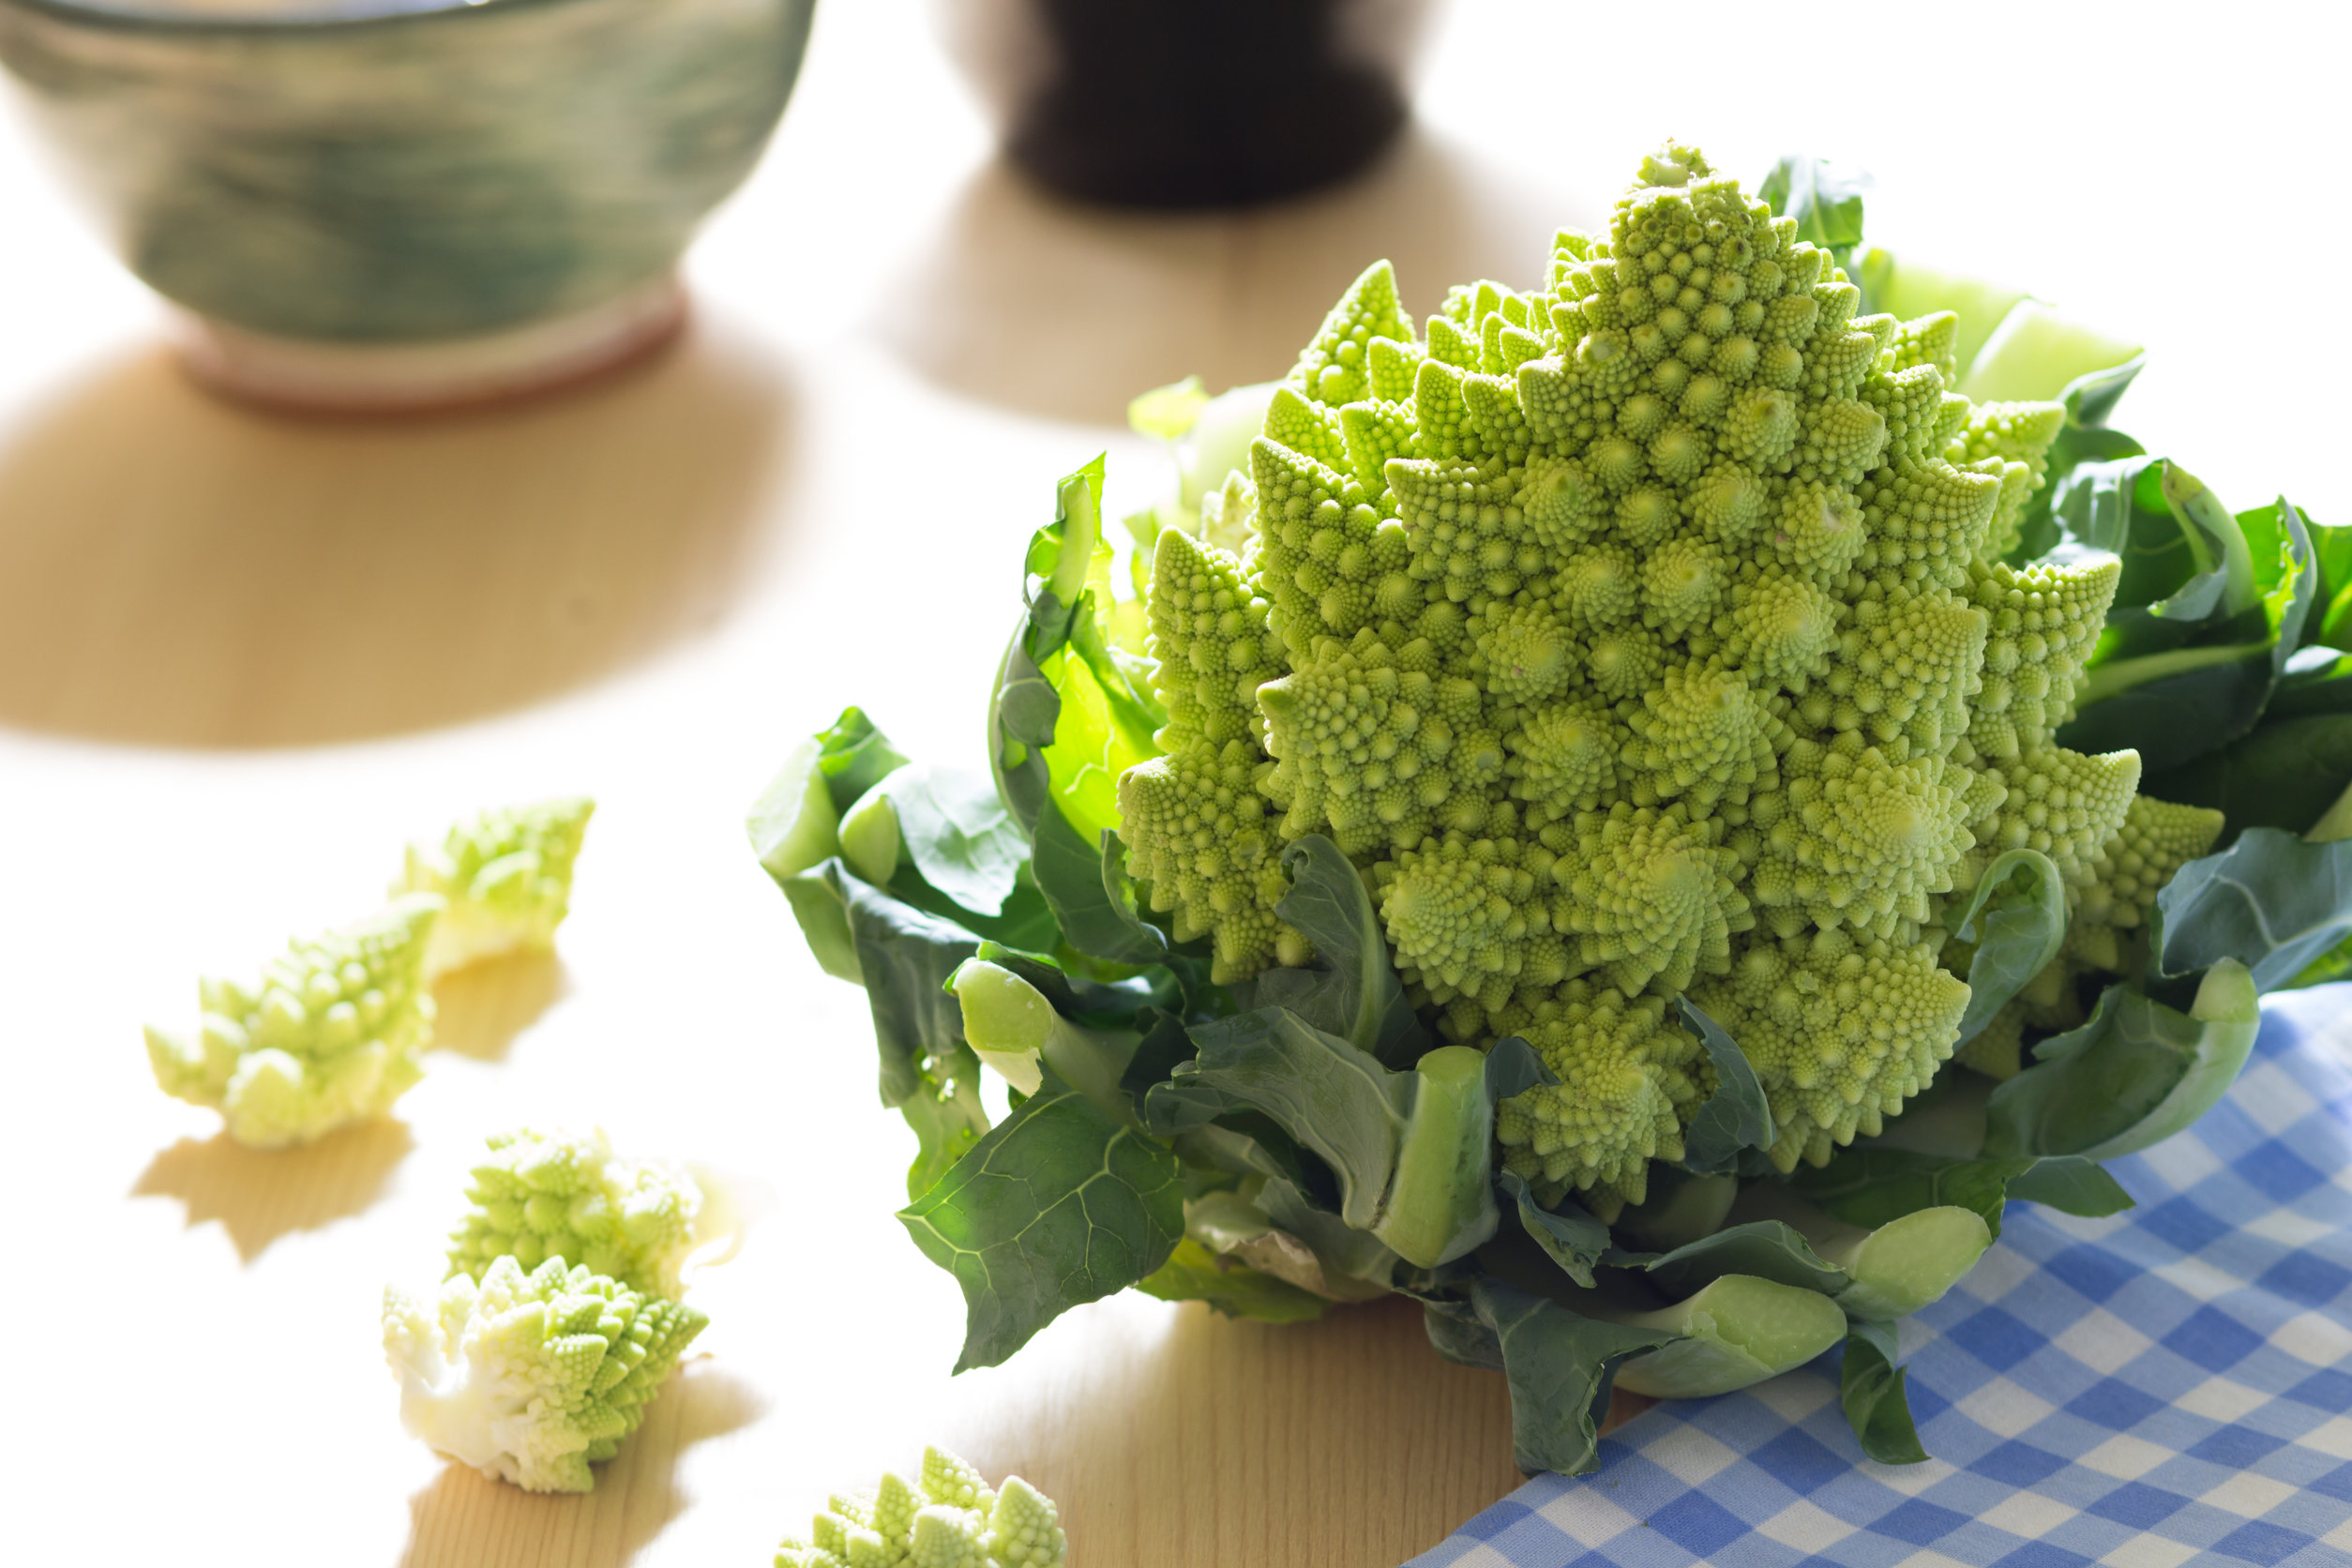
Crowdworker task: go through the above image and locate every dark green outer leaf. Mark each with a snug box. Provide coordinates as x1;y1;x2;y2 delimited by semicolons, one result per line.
2147;713;2352;839
899;1065;1184;1372
2156;827;2352;989
1245;837;1431;1069
1789;1147;2035;1241
2007;1156;2135;1217
888;765;1031;918
1983;980;2258;1160
1470;1279;1681;1476
1155;1009;1413;1229
1637;1220;1849;1298
1677;997;1774;1173
1949;851;2068;1048
1840;1321;1927;1465
1499;1169;1606;1289
829;859;979;1108
1424;1301;1505;1371
1119;1009;1199;1102
1484;1036;1560;1103
1027;806;1167;966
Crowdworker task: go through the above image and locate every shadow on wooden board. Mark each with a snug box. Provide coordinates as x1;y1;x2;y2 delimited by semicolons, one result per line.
133;1115;414;1261
0;321;794;748
878;125;1591;429
430;952;569;1063
948;1292;1534;1568
397;1359;764;1568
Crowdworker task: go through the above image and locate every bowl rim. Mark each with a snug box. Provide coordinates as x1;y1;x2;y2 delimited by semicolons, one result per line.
0;0;600;36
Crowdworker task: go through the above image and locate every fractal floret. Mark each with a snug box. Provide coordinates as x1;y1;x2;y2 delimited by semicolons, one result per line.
144;894;440;1149
384;1254;705;1494
445;1127;708;1300
393;796;595;977
1115;143;2149;1181
776;1447;1068;1568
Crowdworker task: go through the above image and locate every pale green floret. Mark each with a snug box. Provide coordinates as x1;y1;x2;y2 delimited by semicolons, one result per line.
445;1127;712;1301
394;798;593;977
1115;143;2120;1184
145;893;439;1149
384;1254;704;1494
1494;981;1702;1207
2070;794;2228;970
1608;1274;1849;1398
776;1449;1067;1568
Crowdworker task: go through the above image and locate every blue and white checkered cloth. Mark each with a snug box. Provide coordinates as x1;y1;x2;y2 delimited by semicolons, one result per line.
1410;986;2352;1568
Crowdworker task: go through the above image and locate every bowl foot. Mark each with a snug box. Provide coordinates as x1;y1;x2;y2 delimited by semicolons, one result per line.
174;274;687;415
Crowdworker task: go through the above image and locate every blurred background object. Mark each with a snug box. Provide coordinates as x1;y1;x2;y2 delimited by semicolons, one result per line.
0;0;817;411
936;0;1438;209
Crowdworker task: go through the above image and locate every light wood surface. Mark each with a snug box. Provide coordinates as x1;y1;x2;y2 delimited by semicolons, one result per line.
3;4;2345;1565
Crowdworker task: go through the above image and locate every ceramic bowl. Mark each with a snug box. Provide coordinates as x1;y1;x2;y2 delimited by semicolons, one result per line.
0;0;817;409
937;0;1434;210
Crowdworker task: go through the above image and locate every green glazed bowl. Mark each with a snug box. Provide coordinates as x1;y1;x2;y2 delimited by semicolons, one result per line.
0;0;816;408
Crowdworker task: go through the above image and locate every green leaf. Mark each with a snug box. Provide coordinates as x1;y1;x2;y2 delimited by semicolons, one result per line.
988;633;1060;838
884;765;1030;918
1983;963;2261;1160
1840;1320;1927;1465
2012;361;2147;565
898;1064;1184;1372
2156;827;2352;989
1758;154;1869;270
1789;1148;2034;1241
2146;713;2352;839
1469;1278;1680;1477
1119;1009;1198;1101
1026;806;1168;966
2006;1155;2136;1217
2064;479;2315;773
750;707;912;887
1245;836;1430;1069
1498;1169;1606;1289
1151;1009;1413;1230
1484;1036;1560;1103
1636;1220;1848;1298
1948;851;2068;1048
1676;997;1775;1174
1135;1237;1327;1323
829;860;980;1107
1424;1301;1504;1369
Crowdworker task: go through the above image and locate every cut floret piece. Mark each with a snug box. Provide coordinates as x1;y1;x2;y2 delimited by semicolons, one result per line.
394;797;594;977
145;894;439;1149
445;1127;734;1301
384;1255;705;1494
776;1447;1067;1568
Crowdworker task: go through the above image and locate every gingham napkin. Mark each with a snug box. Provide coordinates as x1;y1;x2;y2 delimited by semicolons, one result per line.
1410;986;2352;1568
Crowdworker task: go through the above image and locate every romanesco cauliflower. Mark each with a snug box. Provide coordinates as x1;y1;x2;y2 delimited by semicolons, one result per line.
144;894;440;1148
776;1447;1067;1568
383;1254;704;1494
394;797;594;977
1116;144;2143;1185
445;1127;706;1300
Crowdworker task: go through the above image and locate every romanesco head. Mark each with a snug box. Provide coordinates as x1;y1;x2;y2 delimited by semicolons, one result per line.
384;1255;705;1494
145;894;439;1149
445;1127;706;1300
1116;145;2136;1177
776;1449;1065;1568
394;797;594;976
